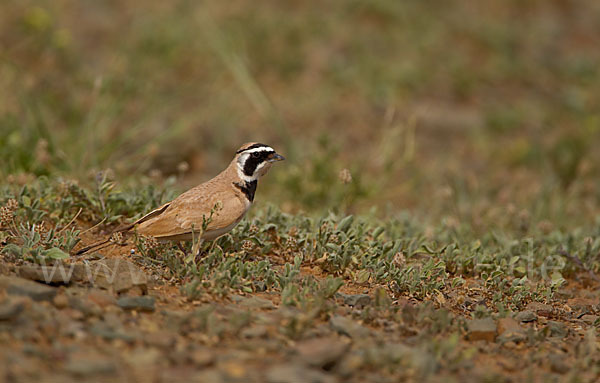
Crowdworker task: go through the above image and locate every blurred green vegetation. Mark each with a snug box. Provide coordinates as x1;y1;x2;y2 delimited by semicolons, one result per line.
1;0;599;227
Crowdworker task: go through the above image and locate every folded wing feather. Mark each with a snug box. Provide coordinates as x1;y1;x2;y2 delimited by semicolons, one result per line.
134;184;246;240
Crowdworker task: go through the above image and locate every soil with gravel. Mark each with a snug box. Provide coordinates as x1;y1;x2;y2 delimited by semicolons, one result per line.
1;244;599;383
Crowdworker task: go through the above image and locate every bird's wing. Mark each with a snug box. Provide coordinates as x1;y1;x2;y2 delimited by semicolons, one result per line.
132;201;171;226
134;182;247;239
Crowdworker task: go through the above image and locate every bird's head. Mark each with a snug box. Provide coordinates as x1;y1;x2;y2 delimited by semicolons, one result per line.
234;142;285;183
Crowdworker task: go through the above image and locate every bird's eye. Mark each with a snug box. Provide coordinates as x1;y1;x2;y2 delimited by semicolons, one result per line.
251;152;260;158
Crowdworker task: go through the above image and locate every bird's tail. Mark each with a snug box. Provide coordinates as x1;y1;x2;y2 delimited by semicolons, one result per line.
75;202;171;256
74;238;112;255
74;222;136;256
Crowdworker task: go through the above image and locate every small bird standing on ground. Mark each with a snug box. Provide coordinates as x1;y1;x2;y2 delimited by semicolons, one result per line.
76;142;284;255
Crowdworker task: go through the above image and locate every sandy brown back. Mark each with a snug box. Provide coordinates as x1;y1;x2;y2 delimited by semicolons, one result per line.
134;167;248;240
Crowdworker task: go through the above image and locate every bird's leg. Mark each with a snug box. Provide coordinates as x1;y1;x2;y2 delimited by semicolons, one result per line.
177;242;186;254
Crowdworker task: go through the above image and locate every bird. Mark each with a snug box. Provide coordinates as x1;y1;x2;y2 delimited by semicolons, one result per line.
76;142;284;255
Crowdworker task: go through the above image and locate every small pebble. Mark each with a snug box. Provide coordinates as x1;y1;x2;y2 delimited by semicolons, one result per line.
53;294;69;309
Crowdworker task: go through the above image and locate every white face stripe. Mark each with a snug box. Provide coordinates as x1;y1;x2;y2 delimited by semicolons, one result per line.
237;166;257;183
255;161;267;173
240;146;275;154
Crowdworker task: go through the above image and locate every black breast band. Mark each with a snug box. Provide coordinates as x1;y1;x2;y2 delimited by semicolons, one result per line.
234;180;257;202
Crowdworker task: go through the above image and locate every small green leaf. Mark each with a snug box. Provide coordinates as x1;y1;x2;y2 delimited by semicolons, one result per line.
515;266;527;275
422;244;438;254
551;272;566;287
1;244;23;257
372;226;385;239
325;243;340;252
338;215;354;233
44;247;70;259
242;285;253;293
390;240;402;255
22;196;31;207
356;269;370;284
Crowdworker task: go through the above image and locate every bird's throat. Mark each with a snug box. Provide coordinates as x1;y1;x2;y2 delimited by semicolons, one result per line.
234;180;257;202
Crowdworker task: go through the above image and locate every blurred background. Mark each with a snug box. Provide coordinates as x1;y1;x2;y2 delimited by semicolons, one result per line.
1;0;599;229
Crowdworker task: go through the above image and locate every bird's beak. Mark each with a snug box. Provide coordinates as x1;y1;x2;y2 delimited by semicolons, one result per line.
268;153;285;162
